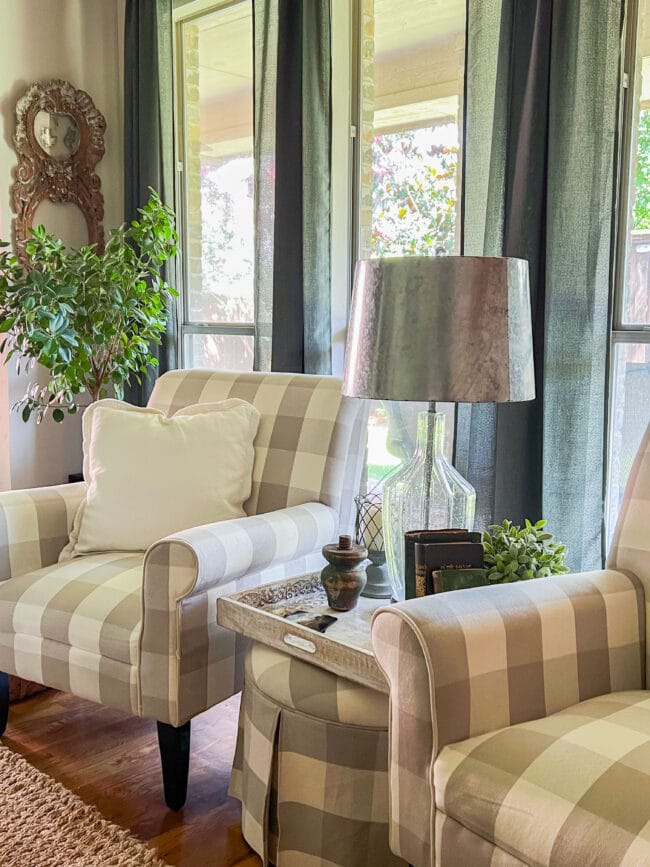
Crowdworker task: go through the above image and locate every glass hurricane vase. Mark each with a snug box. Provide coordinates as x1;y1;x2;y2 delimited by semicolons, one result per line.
383;411;476;601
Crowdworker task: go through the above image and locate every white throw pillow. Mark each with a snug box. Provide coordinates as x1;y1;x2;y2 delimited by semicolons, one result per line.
60;398;260;559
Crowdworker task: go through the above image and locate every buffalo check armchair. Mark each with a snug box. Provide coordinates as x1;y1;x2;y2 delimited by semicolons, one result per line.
0;370;368;809
372;422;650;867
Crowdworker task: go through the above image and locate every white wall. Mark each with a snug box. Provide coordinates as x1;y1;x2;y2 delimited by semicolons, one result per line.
0;0;124;489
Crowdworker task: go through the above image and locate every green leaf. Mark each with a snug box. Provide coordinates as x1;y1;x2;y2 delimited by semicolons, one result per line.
0;189;177;424
52;408;65;423
482;515;568;583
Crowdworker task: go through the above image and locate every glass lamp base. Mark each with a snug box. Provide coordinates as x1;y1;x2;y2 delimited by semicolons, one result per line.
360;552;393;598
383;411;476;601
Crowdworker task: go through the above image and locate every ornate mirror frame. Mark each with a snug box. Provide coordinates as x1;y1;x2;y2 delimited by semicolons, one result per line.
11;79;106;263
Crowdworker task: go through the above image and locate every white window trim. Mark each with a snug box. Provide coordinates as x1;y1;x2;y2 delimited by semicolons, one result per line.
172;0;255;369
607;0;650;538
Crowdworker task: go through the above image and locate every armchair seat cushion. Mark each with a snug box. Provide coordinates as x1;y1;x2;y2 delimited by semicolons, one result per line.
436;690;650;865
0;553;143;666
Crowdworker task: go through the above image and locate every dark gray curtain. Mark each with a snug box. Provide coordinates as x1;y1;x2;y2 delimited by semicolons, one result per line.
123;0;176;405
455;0;622;570
253;0;332;373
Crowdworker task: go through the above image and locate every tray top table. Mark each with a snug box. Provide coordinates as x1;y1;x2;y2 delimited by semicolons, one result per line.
217;572;390;693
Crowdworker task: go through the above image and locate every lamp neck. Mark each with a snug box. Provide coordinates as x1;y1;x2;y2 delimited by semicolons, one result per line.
414;410;446;459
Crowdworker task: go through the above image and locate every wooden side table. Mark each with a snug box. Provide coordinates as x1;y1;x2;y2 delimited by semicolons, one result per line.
217;572;389;692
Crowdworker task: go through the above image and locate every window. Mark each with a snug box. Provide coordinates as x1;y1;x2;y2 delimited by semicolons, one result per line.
355;0;466;487
174;0;254;371
608;0;650;537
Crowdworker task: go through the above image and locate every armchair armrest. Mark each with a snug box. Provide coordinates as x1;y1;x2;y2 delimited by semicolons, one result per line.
371;569;645;867
139;503;337;725
143;502;338;602
0;482;86;580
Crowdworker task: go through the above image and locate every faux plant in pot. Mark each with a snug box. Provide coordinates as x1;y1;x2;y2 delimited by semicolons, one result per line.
482;518;570;583
0;189;178;422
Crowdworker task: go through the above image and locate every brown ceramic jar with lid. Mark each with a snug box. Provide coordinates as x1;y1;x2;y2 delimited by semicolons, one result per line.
320;534;368;611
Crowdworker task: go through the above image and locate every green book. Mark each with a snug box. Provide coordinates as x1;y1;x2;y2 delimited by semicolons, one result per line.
435;568;489;593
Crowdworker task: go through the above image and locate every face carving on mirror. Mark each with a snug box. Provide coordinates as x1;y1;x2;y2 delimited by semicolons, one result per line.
34;111;80;160
12;79;106;264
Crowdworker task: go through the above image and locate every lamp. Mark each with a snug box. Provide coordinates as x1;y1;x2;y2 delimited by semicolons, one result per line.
342;256;535;600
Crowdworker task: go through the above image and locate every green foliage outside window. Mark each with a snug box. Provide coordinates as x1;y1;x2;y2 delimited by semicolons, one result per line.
370;124;458;257
633;109;650;230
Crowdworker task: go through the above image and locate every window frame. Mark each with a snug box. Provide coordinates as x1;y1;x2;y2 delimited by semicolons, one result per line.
172;0;256;369
612;0;650;341
349;0;464;475
607;0;650;538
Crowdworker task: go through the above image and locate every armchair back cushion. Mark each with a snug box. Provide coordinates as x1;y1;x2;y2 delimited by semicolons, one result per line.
148;370;368;532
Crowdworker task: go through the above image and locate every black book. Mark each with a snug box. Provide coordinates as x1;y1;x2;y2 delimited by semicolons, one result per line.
404;529;481;599
414;541;485;596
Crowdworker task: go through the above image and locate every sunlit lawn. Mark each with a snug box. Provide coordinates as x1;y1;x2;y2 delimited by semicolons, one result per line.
367;419;400;488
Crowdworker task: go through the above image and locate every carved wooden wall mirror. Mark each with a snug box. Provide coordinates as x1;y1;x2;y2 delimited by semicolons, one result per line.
11;79;106;263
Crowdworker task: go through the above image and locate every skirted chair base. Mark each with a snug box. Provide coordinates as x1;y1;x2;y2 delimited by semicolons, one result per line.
230;643;406;867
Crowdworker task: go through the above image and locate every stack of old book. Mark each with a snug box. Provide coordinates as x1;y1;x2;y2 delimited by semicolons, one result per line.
404;529;487;599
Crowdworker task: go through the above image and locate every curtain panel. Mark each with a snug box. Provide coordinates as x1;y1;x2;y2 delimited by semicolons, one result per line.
456;0;623;571
253;0;332;374
123;0;176;406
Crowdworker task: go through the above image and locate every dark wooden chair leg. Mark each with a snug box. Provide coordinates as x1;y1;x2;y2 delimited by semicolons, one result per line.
0;672;9;736
157;720;191;810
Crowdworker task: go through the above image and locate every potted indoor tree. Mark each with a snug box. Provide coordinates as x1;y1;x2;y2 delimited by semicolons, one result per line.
0;189;178;422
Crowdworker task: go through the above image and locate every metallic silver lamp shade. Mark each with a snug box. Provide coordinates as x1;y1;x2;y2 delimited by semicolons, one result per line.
342;256;535;403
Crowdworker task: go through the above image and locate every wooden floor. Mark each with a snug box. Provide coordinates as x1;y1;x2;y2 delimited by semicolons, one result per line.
4;689;261;867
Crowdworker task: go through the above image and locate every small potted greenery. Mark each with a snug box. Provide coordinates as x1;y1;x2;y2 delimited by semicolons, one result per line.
482;519;569;582
0;189;178;422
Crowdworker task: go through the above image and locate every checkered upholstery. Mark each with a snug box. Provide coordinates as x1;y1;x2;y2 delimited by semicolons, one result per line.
608;422;650;679
230;643;405;867
0;372;367;729
0;483;85;581
371;424;650;867
149;370;369;534
373;570;645;866
437;691;650;865
1;552;143;666
434;814;527;865
0;551;143;714
140;502;337;724
243;641;387;726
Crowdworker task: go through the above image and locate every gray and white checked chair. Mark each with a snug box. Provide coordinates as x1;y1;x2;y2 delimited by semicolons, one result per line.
372;422;650;866
0;370;368;810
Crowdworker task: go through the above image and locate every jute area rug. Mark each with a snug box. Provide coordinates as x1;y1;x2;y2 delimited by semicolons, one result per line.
0;744;167;866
